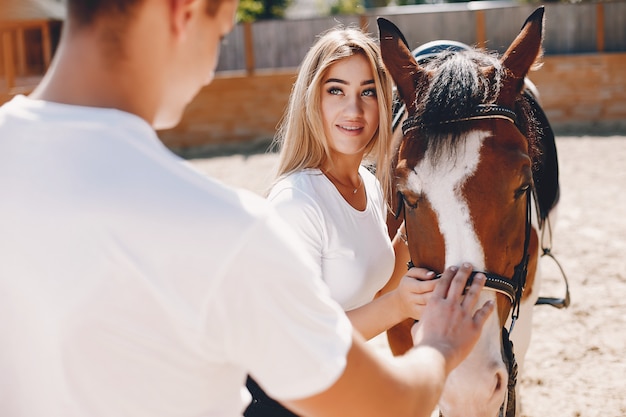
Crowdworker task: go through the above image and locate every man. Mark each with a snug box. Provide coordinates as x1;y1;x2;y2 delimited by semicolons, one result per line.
0;1;493;416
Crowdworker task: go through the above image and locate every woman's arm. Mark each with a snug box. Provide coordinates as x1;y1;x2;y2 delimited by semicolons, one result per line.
346;266;437;340
383;221;414;294
346;223;437;340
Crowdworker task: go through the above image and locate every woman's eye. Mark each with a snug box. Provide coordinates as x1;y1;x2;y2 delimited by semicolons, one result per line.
362;88;377;98
328;87;343;95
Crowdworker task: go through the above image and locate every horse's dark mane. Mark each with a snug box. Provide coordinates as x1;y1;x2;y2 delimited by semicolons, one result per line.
515;92;543;170
410;49;542;166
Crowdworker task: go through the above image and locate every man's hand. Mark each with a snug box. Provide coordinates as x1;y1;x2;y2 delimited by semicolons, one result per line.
412;263;494;373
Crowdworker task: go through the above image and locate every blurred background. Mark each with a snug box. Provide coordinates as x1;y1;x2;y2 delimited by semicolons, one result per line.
2;4;624;417
1;0;625;156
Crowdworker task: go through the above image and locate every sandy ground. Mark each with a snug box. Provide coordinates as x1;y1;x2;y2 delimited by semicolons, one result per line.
189;136;626;417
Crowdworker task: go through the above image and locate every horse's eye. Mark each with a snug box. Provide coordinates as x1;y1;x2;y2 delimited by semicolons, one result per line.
515;184;531;199
405;200;418;210
401;192;420;209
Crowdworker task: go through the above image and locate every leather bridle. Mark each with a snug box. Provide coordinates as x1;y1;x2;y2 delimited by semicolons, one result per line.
392;37;570;417
396;103;530;417
399;103;530;331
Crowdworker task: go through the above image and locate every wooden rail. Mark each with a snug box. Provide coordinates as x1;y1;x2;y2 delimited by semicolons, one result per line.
0;19;52;93
222;1;624;74
0;2;623;101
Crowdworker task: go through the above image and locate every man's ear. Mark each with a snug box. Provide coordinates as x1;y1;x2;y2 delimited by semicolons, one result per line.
170;0;198;37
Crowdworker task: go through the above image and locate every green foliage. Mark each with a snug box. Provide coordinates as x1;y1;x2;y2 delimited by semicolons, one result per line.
329;0;365;15
237;0;292;22
237;0;264;22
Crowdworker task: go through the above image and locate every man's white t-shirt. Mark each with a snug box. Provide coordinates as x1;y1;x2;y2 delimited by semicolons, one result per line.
0;96;352;417
268;167;395;311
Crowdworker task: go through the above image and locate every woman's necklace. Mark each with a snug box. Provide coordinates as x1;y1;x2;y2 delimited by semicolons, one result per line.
324;170;362;194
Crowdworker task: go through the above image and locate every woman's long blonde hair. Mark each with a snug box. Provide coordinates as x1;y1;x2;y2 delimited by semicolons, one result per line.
270;25;395;204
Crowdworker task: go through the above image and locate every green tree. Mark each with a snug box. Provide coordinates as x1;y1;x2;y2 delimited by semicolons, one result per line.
329;0;365;15
237;0;292;22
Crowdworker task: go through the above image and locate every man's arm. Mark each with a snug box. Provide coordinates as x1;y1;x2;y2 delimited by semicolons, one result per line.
285;263;493;417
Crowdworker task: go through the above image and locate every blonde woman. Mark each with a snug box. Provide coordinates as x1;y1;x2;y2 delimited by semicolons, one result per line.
246;26;440;417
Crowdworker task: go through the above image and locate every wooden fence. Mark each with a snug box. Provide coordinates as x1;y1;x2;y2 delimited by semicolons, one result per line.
1;1;626;149
160;1;626;149
2;1;626;92
0;18;61;93
158;52;626;152
216;0;626;73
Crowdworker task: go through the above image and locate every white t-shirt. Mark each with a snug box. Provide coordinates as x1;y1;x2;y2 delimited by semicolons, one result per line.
0;96;352;417
268;167;395;311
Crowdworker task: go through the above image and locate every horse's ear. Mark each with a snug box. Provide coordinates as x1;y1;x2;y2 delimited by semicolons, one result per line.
499;7;545;101
377;17;425;111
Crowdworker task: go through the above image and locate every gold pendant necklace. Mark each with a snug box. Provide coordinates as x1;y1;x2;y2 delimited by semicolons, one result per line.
352;175;362;194
325;170;362;194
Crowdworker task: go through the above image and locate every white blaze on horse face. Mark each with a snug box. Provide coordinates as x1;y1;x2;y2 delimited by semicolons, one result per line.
406;130;508;416
405;130;488;269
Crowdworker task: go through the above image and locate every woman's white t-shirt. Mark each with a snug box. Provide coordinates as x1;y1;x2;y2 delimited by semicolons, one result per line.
268;166;395;311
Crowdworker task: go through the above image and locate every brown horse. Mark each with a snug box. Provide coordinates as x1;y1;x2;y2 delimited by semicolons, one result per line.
377;7;561;417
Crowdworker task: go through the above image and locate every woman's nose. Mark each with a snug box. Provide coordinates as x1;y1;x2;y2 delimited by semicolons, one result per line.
343;96;363;116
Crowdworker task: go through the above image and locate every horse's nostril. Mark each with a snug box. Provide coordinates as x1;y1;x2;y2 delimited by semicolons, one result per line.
495;373;503;393
493;367;509;399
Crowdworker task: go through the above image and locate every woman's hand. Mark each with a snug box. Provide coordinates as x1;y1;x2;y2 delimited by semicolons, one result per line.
392;267;438;321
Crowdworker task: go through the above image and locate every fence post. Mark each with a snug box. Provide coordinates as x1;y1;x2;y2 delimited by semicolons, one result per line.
596;3;605;53
42;22;52;69
243;21;255;75
16;26;25;76
2;29;15;90
475;10;486;49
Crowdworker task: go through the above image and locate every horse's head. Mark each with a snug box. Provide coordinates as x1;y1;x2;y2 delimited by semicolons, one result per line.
379;7;555;417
